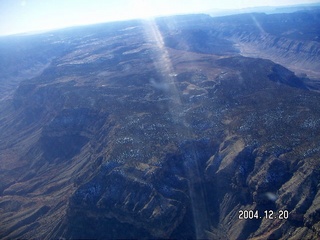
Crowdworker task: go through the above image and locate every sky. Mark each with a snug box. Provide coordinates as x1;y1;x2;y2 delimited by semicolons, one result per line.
0;0;319;36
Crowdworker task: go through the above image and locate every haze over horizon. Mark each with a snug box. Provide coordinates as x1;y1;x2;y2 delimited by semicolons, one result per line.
0;0;320;238
1;0;320;36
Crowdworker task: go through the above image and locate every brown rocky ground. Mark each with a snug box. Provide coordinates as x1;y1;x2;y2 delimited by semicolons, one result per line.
0;13;319;239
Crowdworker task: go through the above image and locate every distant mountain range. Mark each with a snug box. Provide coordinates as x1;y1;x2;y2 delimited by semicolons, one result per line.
208;2;320;16
0;6;319;239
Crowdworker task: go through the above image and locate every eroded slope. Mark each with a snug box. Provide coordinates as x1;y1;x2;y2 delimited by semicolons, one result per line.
0;15;319;239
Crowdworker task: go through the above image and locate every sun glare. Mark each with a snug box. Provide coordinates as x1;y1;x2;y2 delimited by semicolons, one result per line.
1;0;319;36
131;0;160;19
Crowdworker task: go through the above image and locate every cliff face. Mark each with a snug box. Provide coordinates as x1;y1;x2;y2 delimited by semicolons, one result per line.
0;11;319;240
210;11;320;79
155;11;320;79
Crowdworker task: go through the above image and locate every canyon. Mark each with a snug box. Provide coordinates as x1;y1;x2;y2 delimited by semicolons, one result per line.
0;9;319;239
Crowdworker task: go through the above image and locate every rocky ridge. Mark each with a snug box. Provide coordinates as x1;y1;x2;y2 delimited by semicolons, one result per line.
0;12;319;239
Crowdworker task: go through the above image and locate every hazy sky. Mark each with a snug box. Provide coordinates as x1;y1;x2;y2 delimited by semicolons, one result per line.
0;0;319;35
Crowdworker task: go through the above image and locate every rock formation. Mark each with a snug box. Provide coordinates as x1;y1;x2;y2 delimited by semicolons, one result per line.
0;10;319;239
